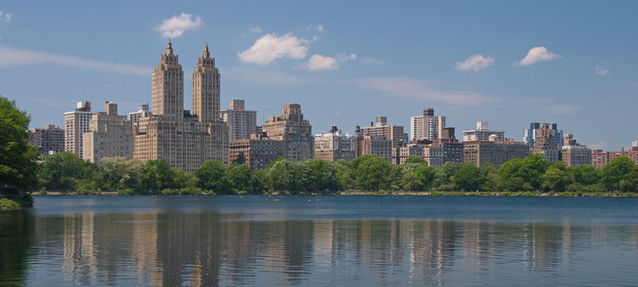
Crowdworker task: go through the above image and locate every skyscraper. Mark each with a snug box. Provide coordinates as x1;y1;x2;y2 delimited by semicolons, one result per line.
133;42;229;172
64;101;95;158
28;124;65;156
410;108;445;141
221;99;257;140
261;104;313;161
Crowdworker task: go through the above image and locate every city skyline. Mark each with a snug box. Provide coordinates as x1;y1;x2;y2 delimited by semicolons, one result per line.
1;1;637;150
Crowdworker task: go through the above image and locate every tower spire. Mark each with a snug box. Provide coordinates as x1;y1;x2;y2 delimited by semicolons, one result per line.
165;39;173;55
203;43;210;58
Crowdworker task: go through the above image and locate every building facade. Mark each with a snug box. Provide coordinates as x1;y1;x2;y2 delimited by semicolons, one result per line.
83;102;133;163
261;104;313;161
531;123;562;162
561;134;592;166
128;104;150;126
221;99;257;141
133;42;229;172
313;126;356;161
463;140;530;167
463;121;505;142
359;136;393;163
229;135;286;170
64;101;95;158
358;116;404;148
523;122;563;148
409;108;446;141
28;124;65;156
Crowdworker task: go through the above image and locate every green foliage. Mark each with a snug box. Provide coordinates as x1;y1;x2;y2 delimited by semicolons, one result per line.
301;160;340;192
619;166;638;192
0;97;39;193
404;155;426;165
433;162;460;189
268;159;305;192
226;164;256;194
600;157;634;191
194;160;230;194
452;163;488;191
98;157;144;192
497;154;550;191
350;155;393;191
140;159;179;193
541;164;573;192
38;152;97;192
0;198;21;210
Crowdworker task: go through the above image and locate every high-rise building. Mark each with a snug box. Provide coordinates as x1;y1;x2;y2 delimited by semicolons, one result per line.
261;104;313;161
313;125;356;161
358;136;392;163
28;124;65;156
523;122;563;148
410;108;446;141
221;99;257;140
359;116;404;148
463;121;505;142
128;104;150;126
83;102;133;163
531;123;562;162
561;134;592;167
133;42;229;172
463;140;530;167
64;101;95;158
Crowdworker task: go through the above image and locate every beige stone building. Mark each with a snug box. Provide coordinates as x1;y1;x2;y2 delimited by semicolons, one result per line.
83;102;133;163
29;124;65;156
229;134;286;170
261;104;313;161
313;126;356;161
358;116;405;148
358;136;393;163
463;140;530;167
221;99;257;140
561;134;592;167
64;101;95;158
133;42;228;172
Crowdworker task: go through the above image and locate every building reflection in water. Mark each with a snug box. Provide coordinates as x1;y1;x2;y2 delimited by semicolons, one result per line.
20;212;638;286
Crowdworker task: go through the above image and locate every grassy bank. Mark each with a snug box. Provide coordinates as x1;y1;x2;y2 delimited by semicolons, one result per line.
0;195;33;210
341;191;638;197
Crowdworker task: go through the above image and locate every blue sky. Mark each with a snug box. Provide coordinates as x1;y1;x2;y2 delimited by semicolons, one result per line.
0;1;636;150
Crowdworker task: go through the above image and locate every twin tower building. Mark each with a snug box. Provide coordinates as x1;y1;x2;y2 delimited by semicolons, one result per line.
134;42;228;172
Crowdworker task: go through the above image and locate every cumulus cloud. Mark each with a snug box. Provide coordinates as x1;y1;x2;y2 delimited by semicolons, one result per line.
0;11;11;22
515;46;560;66
238;33;309;65
594;65;610;76
354;77;493;106
0;46;151;76
305;54;339;70
455;54;495;71
154;13;202;38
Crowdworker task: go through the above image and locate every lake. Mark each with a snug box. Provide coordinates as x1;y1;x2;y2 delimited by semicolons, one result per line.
1;196;638;286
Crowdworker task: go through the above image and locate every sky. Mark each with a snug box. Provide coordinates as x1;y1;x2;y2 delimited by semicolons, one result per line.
0;1;636;150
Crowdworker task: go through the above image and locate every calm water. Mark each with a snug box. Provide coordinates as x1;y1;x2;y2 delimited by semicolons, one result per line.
1;196;638;286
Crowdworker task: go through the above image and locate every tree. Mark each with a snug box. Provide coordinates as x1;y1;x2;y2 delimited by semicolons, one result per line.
433;162;460;190
226;164;254;194
350;155;393;191
268;159;304;192
498;154;550;191
98;157;144;192
0;97;39;194
619;166;638;192
569;165;599;186
140;159;178;193
541;164;573;192
194;160;229;194
38;152;97;192
301;160;340;192
404;155;426;165
452;163;488;191
601;157;635;191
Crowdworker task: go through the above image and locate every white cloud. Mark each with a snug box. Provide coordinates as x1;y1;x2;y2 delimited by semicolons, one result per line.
594;65;610;76
515;46;560;66
306;54;339;70
361;58;384;65
306;24;325;33
154;13;202;38
455;54;494;71
250;26;263;34
543;105;581;115
354;77;493;106
0;11;11;22
0;46;151;76
238;33;309;65
338;53;357;62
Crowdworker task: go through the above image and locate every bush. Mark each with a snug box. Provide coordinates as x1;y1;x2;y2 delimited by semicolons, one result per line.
0;198;21;210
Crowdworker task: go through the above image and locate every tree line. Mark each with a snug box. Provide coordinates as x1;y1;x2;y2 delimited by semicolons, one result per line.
35;152;638;195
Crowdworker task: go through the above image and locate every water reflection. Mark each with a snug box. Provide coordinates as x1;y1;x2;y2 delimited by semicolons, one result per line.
9;211;636;286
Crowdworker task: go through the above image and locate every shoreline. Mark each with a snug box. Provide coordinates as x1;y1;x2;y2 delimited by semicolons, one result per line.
31;191;638;198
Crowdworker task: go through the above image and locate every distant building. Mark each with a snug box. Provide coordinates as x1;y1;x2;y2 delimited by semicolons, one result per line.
523;122;563;148
409;108;445;141
28;124;65;156
393;143;427;165
83;102;133;163
64;101;95;158
531;123;562;162
423;145;444;167
463;121;505;142
359;116;404;148
221;99;257;141
463;140;530;167
592;145;638;169
313;126;356;161
128;104;150;126
561;134;592;166
430;129;463;165
359;136;393;163
262;104;313;161
229;134;286;170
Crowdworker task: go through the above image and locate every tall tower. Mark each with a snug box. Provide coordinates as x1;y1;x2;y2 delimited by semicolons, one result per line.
192;44;220;123
152;41;184;119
